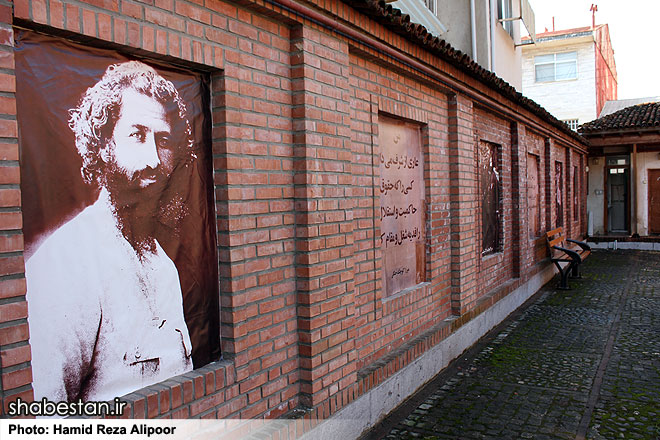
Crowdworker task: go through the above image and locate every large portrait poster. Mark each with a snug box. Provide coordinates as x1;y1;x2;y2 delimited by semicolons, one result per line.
16;31;219;402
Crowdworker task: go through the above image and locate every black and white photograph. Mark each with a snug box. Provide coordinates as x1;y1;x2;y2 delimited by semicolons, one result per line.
16;31;219;403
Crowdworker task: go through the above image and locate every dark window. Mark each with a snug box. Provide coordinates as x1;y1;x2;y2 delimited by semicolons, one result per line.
555;161;564;227
480;141;501;255
498;0;514;37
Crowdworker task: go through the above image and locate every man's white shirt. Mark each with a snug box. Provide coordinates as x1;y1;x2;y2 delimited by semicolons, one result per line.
26;188;192;402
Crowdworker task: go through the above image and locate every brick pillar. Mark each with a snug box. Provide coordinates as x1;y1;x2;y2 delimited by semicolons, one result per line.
0;16;34;414
448;93;477;315
290;25;357;410
510;122;523;279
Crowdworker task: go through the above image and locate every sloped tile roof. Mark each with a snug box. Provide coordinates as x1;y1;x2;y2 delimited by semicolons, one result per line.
579;102;660;133
343;0;585;144
599;97;660;117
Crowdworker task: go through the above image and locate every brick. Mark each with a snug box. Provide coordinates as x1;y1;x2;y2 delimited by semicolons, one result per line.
174;1;210;24
0;51;13;70
0;29;13;48
49;0;65;28
14;0;30;20
66;4;81;32
81;8;96;37
127;22;140;48
0;301;27;322
0;278;26;299
98;13;112;41
0;234;23;253
3;389;34;415
1;366;32;390
84;0;120;12
109;18;124;45
0;322;28;345
0;189;20;207
0;344;31;367
0;212;21;230
0;74;15;94
142;26;155;52
122;1;143;19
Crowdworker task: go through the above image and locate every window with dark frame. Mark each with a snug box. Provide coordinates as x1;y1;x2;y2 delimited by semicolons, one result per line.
479;141;501;256
497;0;514;37
563;119;579;131
423;0;436;14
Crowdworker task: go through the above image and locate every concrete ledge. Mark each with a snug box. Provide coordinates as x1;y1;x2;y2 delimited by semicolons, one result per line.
302;264;556;440
588;241;660;251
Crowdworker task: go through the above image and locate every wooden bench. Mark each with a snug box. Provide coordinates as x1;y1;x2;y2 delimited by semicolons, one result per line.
546;227;591;290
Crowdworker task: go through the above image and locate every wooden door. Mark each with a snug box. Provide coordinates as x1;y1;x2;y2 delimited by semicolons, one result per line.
649;169;660;234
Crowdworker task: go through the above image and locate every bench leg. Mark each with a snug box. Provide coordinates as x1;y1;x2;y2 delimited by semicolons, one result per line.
553;262;572;290
571;263;582;279
558;269;571;290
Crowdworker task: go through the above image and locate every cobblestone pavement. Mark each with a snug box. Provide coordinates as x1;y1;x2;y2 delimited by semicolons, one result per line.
362;250;660;440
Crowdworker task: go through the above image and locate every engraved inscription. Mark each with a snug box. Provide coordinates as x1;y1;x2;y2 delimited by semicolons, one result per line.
378;116;425;297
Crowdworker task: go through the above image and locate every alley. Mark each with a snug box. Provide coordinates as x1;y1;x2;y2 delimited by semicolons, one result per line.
364;250;660;439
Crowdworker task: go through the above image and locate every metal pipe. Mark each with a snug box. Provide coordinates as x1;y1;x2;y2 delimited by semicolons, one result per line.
632;144;637;235
490;0;497;72
470;0;478;62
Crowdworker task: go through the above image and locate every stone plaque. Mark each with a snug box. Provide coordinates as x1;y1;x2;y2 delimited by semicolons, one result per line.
378;115;425;297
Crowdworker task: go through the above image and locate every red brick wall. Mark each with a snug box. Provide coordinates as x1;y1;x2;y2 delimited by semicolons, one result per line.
349;54;452;372
595;25;617;116
0;0;588;427
473;107;514;299
524;130;549;266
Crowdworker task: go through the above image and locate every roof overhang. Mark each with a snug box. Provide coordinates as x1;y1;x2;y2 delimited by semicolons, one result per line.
523;34;593;51
582;127;660;152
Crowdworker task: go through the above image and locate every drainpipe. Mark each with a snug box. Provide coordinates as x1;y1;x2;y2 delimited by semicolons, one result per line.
470;0;477;62
489;0;497;72
632;144;638;236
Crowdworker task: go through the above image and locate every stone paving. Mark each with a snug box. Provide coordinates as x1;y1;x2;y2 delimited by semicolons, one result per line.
362;250;660;440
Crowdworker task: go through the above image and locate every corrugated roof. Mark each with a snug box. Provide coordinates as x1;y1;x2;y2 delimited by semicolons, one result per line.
599;97;660;118
521;25;597;43
580;102;660;133
343;0;585;144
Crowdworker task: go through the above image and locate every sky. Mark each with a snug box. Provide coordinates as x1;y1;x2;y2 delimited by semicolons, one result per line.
527;0;660;100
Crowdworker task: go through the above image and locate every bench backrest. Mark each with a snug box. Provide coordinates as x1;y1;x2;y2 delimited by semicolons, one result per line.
545;227;565;258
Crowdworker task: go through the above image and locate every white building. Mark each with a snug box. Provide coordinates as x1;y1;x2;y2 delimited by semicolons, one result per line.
521;25;617;129
390;0;536;91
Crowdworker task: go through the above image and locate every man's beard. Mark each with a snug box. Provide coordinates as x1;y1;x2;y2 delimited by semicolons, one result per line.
102;161;188;260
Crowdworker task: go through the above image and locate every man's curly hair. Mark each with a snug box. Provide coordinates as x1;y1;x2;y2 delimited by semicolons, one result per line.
68;61;194;185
